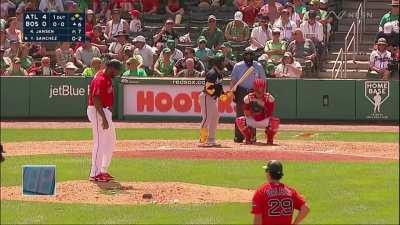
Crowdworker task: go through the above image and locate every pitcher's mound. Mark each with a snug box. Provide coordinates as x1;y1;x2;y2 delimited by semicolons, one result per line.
1;180;253;205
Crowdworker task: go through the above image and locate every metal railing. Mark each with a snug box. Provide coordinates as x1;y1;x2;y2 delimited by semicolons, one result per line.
331;48;344;79
332;0;366;78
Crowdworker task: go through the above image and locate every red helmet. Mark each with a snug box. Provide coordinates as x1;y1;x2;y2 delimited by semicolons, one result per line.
253;79;267;91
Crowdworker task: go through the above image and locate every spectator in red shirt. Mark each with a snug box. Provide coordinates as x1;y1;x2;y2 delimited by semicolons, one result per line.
252;160;310;225
86;25;108;53
165;0;184;24
141;0;160;15
240;0;260;27
85;9;97;33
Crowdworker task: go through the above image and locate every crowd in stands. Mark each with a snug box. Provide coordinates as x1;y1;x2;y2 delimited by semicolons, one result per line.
2;0;380;79
369;0;399;80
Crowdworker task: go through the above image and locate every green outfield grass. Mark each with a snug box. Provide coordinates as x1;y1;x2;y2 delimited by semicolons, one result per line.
1;155;399;224
1;128;398;143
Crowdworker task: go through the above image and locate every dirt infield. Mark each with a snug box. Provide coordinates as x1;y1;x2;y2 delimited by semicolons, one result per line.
3;140;398;161
1;121;398;132
0;181;253;205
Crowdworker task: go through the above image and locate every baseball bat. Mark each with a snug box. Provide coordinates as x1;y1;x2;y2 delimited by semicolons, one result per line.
219;66;255;102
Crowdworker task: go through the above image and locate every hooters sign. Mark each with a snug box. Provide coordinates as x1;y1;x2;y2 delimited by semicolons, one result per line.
123;84;236;117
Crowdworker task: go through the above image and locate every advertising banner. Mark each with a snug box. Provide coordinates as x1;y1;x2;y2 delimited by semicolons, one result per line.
123;84;236;118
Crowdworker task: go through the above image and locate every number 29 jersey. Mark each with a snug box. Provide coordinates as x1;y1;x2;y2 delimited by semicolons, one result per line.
251;182;306;225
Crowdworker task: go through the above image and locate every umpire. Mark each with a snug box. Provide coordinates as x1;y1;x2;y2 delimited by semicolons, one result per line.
231;48;266;143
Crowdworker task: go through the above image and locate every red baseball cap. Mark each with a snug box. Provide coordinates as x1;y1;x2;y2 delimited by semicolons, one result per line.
130;9;140;17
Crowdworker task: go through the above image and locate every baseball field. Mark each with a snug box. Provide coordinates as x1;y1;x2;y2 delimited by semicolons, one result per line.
0;121;399;224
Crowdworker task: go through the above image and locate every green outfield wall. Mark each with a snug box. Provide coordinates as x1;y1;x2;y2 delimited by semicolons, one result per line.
0;77;398;122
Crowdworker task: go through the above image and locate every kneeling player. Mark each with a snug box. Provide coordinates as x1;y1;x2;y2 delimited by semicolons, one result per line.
235;79;279;145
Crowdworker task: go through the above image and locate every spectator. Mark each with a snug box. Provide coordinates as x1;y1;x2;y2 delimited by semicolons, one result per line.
86;25;108;53
0;47;11;76
108;31;131;60
93;0;109;20
225;11;250;42
0;0;16;19
263;28;287;64
38;0;64;12
240;0;260;27
300;10;324;57
85;9;97;33
55;42;74;69
377;0;399;49
198;0;222;8
122;56;147;77
64;62;79;76
111;0;138;19
176;58;202;77
28;42;47;59
75;39;102;68
293;0;307;19
274;52;302;78
221;42;237;73
284;2;301;27
154;48;175;77
165;0;184;25
250;15;271;51
273;9;297;42
133;35;155;74
153;18;179;45
105;7;129;40
129;9;142;34
4;40;19;59
6;17;22;42
302;0;328;22
17;43;33;70
287;28;316;70
319;0;333;41
174;47;205;74
78;0;91;13
259;0;283;23
4;57;28;76
65;0;78;12
165;39;183;63
82;57;103;77
195;36;214;69
28;56;59;76
234;0;247;9
200;15;225;50
368;38;393;80
141;0;160;15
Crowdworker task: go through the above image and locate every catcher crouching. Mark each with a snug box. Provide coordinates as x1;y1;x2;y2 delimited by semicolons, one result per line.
235;79;280;145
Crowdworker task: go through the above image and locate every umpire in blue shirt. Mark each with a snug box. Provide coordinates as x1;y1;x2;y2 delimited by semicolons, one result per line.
230;48;266;143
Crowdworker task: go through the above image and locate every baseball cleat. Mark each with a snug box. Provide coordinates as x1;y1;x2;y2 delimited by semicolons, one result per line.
96;173;112;182
103;173;114;180
89;176;97;181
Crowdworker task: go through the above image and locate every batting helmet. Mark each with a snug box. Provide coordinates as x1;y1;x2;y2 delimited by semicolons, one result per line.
254;79;267;91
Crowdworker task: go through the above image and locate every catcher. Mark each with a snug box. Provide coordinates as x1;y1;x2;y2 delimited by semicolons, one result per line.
199;52;226;147
235;79;280;145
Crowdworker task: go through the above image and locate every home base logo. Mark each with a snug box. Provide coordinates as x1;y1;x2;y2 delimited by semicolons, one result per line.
364;81;390;119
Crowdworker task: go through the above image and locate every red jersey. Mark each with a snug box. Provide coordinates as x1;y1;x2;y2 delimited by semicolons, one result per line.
142;0;160;12
251;182;306;225
243;92;275;121
88;70;114;108
241;5;259;27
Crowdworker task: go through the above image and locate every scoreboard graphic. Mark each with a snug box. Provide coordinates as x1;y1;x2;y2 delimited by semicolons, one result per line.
23;12;85;42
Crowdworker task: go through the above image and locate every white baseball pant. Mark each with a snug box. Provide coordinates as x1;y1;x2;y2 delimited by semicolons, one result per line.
245;117;270;129
200;92;220;144
87;106;116;177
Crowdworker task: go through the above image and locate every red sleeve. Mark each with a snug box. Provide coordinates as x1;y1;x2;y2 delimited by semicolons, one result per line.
251;188;265;214
292;189;306;210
